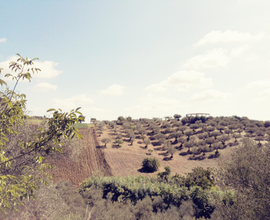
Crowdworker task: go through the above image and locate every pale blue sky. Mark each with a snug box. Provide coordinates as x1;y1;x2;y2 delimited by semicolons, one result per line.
1;0;270;121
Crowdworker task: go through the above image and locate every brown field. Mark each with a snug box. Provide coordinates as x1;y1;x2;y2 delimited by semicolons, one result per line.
46;117;267;186
47;128;112;187
97;124;236;176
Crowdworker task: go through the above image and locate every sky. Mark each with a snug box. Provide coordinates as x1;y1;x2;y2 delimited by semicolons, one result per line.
1;0;270;122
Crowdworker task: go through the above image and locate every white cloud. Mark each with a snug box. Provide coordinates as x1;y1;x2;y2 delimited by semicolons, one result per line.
245;54;259;62
195;30;265;46
163;71;213;89
34;83;57;92
231;45;249;56
253;89;270;102
52;94;95;111
190;90;233;102
99;84;127;96
246;80;270;89
124;94;188;118
183;48;229;69
0;38;6;43
0;56;62;79
145;70;212;93
144;84;167;93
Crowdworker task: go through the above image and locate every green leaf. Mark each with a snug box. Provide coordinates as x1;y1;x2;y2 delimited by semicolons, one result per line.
46;108;56;112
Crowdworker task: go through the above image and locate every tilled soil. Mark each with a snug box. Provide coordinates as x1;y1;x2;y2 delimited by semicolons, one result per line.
47;128;112;187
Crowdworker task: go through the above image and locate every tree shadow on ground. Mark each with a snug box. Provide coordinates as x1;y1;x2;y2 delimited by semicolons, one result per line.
112;144;122;149
137;168;156;173
163;157;172;161
180;151;192;156
96;145;106;149
158;152;168;156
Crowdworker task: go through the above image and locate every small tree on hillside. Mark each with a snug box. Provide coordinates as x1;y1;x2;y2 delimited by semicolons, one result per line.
217;134;230;146
169;131;182;143
123;122;131;130
140;134;146;140
155;132;166;141
130;137;135;146
163;140;171;151
210;131;220;140
224;129;232;136
152;126;160;135
126;116;132;122
167;146;177;158
178;126;187;135
173;114;182;121
184;130;193;141
206;126;215;135
198;132;208;140
117;116;124;122
116;133;122;140
143;138;151;148
101;138;111;147
178;137;186;149
190;124;199;133
184;141;193;152
232;133;241;142
115;139;123;147
205;137;215;148
138;127;146;136
197;139;206;147
216;125;225;134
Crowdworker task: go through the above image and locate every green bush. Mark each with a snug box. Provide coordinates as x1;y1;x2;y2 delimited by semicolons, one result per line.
184;167;215;190
142;158;160;172
79;173;218;219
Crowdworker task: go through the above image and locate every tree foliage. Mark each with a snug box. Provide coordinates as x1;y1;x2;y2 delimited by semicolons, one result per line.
142;158;160;172
216;138;270;219
0;54;83;212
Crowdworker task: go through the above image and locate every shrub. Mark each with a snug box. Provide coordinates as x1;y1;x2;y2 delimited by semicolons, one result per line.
184;167;215;190
142;158;160;172
215;138;270;219
264;121;270;128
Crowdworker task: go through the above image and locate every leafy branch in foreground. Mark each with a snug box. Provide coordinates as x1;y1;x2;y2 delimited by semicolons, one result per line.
0;54;84;212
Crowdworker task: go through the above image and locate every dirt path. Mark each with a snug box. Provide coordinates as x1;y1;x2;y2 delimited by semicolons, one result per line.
48;128;112;187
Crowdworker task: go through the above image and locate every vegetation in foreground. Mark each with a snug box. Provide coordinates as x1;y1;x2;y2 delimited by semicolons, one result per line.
4;137;270;219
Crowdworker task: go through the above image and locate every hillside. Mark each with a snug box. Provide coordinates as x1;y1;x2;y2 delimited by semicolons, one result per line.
95;115;269;176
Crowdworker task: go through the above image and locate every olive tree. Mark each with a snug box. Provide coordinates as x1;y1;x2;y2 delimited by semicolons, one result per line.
167;146;177;158
101;138;111;147
143;138;151;149
173;114;182;121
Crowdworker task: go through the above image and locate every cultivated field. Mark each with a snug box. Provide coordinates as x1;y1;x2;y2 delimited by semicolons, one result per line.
47;128;112;187
97;119;237;176
45;115;270;185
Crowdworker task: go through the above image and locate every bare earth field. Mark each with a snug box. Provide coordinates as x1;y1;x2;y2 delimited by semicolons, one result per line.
47;128;112;187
